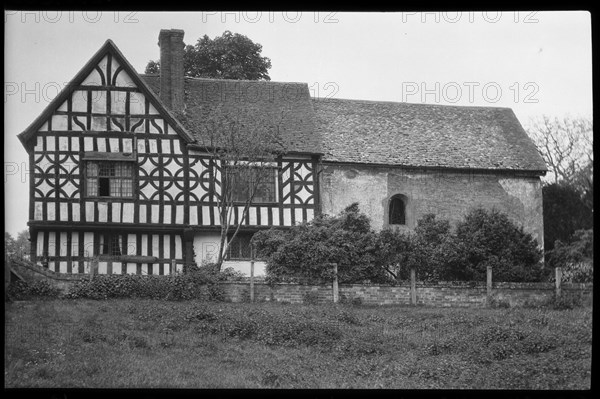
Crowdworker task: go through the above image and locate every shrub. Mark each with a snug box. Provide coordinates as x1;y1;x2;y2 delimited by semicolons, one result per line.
255;204;544;284
453;208;544;282
302;290;320;305
546;229;593;283
377;210;543;283
408;214;463;281
7;280;61;300
351;297;363;306
550;295;583;310
64;266;238;300
542;183;593;252
253;203;393;285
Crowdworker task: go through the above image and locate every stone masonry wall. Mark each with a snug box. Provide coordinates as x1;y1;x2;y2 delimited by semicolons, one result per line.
321;164;544;248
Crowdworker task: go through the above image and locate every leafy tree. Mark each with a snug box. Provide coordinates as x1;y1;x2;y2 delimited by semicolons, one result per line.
5;232;16;259
546;229;593;283
144;60;160;74
542;183;593;251
253;203;392;284
14;230;30;259
5;230;29;260
454;208;544;282
145;31;272;80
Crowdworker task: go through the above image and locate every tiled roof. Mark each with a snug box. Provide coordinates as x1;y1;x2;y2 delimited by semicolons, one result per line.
313;98;547;171
142;75;546;171
141;75;322;155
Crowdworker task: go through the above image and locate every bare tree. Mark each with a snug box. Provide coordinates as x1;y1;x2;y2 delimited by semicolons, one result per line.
526;115;593;185
177;104;290;270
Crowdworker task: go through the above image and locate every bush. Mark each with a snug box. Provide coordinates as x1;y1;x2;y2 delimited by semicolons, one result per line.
546;229;593;283
542;183;593;252
302;291;320;305
253;203;393;285
64;266;239;300
377;210;543;282
453;208;544;282
550;295;583;310
7;280;61;300
255;205;545;284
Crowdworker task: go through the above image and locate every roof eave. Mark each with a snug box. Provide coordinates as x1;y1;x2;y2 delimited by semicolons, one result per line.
321;159;547;176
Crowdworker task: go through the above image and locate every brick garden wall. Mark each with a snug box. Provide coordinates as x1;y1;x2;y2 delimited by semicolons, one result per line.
220;280;593;308
8;259;592;308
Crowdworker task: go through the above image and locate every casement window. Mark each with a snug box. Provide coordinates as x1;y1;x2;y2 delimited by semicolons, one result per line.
98;233;124;256
389;195;407;225
226;233;254;260
228;167;277;203
85;161;134;198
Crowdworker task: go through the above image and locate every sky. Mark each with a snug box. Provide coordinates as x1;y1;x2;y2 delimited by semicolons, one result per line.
4;11;593;236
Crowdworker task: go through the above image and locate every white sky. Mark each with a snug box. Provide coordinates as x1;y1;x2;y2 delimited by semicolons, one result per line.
4;11;593;236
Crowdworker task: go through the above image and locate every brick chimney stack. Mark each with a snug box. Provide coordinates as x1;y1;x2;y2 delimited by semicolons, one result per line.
158;29;185;111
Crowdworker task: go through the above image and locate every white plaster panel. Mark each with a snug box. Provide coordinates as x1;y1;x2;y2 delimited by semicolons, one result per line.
164;206;171;224
72;203;80;221
85;201;94;222
47;202;55;221
151;205;159;223
52;115;68;131
97;202;108;222
72;91;88;112
123;203;134;223
193;233;222;264
59;203;68;221
112;202;121;222
91;90;107;114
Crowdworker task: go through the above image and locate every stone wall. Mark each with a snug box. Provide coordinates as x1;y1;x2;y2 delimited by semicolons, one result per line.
220;280;592;308
321;164;544;248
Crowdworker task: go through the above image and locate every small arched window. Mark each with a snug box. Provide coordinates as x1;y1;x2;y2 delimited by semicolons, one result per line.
389;195;406;225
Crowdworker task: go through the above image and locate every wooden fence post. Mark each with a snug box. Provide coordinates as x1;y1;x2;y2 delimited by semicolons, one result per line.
555;267;562;299
486;265;493;307
410;268;416;306
250;245;255;303
332;263;339;303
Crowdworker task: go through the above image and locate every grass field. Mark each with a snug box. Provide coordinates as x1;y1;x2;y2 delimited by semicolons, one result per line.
4;299;592;389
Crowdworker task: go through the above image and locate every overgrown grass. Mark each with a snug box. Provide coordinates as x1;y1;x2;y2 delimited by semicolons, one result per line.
4;300;592;389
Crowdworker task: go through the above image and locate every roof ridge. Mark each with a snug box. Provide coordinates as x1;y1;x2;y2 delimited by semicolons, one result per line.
184;76;308;86
312;96;514;111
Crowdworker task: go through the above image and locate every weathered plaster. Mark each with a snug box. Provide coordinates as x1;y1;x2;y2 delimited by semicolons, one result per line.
321;163;544;247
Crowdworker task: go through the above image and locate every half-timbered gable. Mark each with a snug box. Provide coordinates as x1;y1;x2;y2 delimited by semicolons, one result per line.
19;39;196;275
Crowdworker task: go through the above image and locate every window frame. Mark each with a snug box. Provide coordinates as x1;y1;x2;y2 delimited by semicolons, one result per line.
84;158;136;200
225;233;255;261
389;195;407;225
97;232;125;258
227;165;278;205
